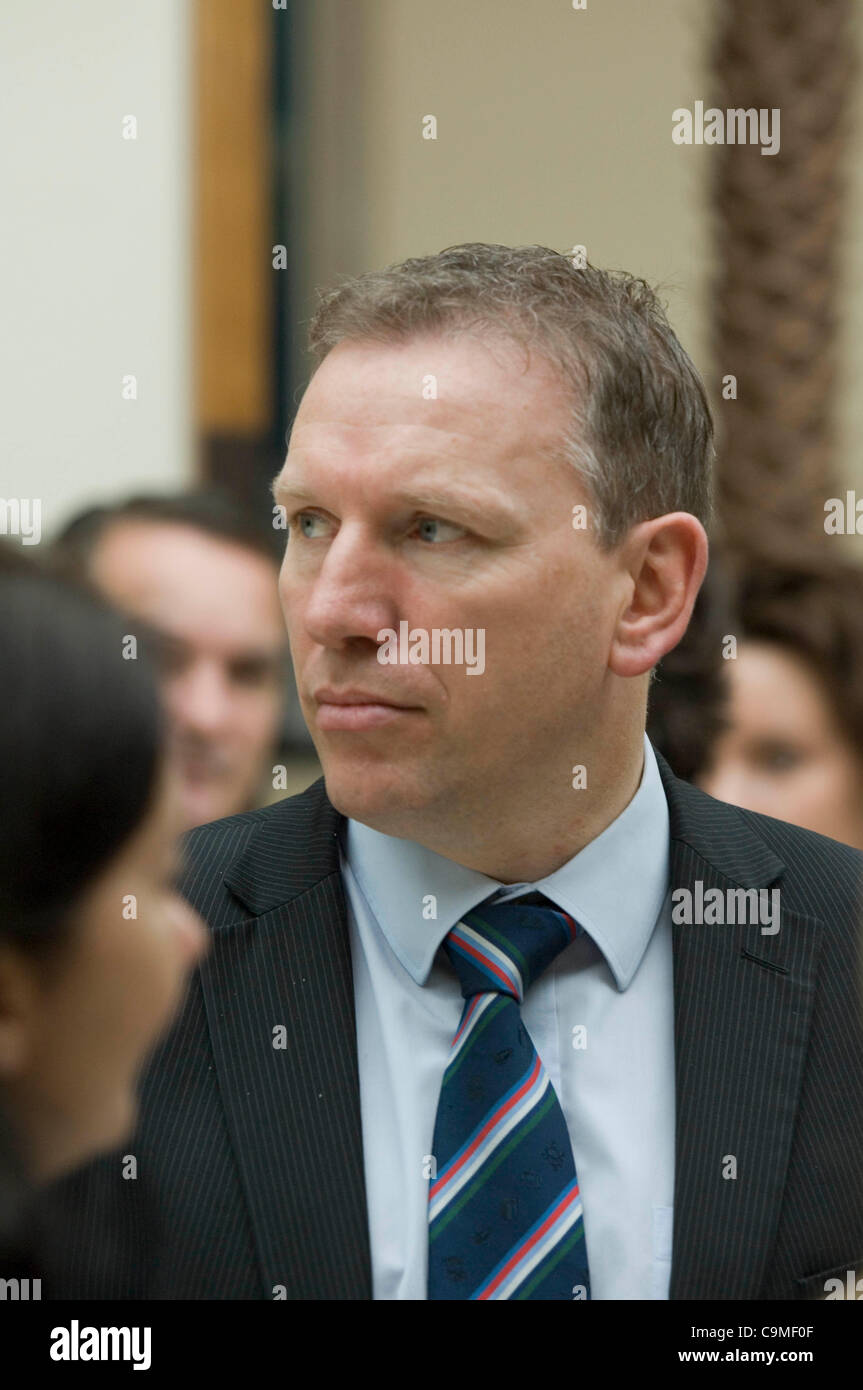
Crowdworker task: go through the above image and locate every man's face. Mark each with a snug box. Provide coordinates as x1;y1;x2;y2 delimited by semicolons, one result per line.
89;521;287;828
275;333;628;843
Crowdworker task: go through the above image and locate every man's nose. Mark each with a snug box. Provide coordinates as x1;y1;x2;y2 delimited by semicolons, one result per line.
164;660;235;737
300;528;399;649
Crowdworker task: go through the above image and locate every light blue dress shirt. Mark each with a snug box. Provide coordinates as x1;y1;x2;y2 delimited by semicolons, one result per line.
340;733;674;1299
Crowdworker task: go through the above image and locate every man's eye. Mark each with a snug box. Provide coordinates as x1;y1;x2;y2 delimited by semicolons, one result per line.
413;517;466;544
230;660;270;687
293;512;329;539
754;742;803;773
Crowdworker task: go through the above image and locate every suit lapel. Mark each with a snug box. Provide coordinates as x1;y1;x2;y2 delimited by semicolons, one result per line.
655;753;822;1299
197;780;372;1299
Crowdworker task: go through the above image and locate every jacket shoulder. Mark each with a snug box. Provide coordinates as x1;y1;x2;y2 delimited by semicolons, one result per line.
661;756;863;920
734;799;863;916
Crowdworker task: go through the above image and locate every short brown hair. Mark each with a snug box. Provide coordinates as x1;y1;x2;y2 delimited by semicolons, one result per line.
308;242;715;548
50;489;282;584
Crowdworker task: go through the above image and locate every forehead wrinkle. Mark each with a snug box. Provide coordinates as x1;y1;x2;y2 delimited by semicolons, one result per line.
290;332;572;460
276;438;540;525
282;409;555;473
290;368;556;444
277;374;575;516
275;470;521;528
287;415;496;454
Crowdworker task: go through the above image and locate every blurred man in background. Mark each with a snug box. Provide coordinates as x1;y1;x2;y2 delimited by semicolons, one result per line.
51;492;289;830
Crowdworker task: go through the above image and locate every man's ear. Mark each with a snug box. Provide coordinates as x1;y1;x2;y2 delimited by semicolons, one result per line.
608;513;708;679
0;943;39;1076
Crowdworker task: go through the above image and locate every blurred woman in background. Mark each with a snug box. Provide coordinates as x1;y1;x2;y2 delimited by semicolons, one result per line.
0;559;207;1274
698;553;863;850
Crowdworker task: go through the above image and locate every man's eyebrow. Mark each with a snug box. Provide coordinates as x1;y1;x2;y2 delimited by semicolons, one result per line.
135;616;188;654
138;616;285;665
272;471;521;526
229;646;288;668
390;485;520;526
271;472;316;504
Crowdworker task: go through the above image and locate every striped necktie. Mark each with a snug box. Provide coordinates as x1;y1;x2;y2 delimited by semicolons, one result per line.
427;894;591;1300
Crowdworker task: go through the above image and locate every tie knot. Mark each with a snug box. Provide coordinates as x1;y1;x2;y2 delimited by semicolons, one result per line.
443;895;581;1004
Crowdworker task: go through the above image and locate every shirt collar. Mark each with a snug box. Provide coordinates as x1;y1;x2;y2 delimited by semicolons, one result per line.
343;733;669;992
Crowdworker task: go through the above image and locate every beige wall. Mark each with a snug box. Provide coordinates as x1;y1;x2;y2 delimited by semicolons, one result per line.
304;0;863;498
306;0;713;397
5;0;860;543
0;0;193;541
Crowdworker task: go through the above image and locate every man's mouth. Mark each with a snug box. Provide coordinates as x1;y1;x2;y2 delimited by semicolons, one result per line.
312;686;424;731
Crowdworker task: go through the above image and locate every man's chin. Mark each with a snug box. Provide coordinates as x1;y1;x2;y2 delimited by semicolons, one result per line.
320;762;434;831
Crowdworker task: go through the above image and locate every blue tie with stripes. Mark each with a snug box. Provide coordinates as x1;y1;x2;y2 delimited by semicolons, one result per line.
427;894;591;1300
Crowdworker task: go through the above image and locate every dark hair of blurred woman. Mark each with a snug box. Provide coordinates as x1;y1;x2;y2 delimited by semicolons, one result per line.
0;558;205;1277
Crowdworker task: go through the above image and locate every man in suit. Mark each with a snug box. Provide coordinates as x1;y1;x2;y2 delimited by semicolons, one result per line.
42;243;863;1300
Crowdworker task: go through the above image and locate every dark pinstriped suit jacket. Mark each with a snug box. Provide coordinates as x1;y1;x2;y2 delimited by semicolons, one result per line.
41;750;863;1300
